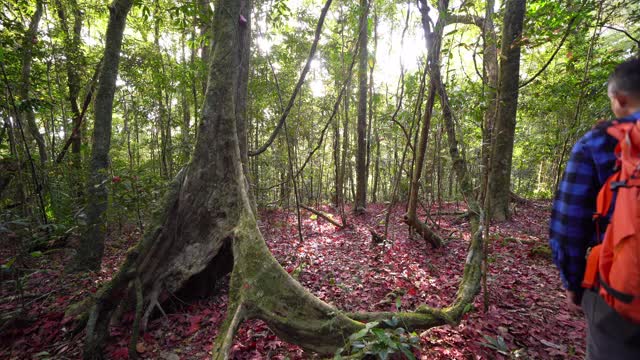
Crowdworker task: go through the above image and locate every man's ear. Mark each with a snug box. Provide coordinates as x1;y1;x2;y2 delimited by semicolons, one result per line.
613;92;629;108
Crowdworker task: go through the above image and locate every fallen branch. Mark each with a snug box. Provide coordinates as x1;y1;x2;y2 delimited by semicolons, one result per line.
300;204;343;228
403;214;444;248
436;210;468;216
510;191;530;205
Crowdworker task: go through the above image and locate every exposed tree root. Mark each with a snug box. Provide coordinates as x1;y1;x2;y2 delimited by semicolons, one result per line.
212;302;246;359
141;284;168;331
437;210;468;216
350;224;483;328
208;209;483;359
301;204;344;228
128;278;143;360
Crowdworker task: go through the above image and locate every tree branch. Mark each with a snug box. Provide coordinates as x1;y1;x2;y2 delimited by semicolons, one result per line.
519;13;581;88
248;0;332;156
603;25;640;47
446;13;484;28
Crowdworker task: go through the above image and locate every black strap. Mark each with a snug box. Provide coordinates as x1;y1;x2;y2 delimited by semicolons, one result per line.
610;180;628;190
599;274;635;304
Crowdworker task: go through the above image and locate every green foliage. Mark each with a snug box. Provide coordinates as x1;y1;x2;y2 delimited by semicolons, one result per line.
0;208;70;290
1;0;639;255
529;244;552;260
107;169;166;226
335;318;420;360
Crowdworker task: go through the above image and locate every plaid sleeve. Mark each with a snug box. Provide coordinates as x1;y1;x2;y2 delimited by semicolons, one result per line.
549;139;599;292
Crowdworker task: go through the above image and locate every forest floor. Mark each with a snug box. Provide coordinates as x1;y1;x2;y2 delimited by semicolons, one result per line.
0;200;586;359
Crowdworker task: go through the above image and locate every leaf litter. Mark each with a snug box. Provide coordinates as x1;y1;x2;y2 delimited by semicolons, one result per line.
0;201;585;359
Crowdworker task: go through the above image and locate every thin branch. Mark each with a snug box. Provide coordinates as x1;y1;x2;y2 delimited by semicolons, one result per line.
0;61;47;224
389;68;412;151
248;0;332;157
55;58;103;164
519;12;582;88
446;13;484;28
603;25;639;44
255;8;366;192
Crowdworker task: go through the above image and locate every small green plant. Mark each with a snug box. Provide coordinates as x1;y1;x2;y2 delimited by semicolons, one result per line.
335;317;420;360
529;245;552;260
480;334;509;355
290;262;307;279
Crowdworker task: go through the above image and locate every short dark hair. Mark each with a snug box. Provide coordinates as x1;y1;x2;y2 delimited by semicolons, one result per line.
609;57;640;97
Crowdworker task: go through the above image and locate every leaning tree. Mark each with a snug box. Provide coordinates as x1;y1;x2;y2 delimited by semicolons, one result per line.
70;0;485;359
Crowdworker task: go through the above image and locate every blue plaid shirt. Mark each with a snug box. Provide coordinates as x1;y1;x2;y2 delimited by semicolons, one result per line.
550;111;640;293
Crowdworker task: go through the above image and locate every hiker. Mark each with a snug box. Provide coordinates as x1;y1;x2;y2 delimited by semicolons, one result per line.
550;57;640;360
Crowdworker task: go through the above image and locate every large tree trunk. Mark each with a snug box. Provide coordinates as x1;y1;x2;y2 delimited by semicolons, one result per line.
20;0;48;165
354;0;368;213
68;0;134;273
488;0;526;221
73;1;485;359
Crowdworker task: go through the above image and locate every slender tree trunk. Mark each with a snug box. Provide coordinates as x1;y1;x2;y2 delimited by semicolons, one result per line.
55;0;84;167
366;8;377;203
68;0;134;273
340;79;350;220
55;0;84;200
164;91;174;177
181;87;191;161
235;3;257;214
404;0;445;248
153;6;172;179
354;0;368;213
20;0;47;165
372;126;380;203
488;0;526;221
333;105;342;207
479;0;498;204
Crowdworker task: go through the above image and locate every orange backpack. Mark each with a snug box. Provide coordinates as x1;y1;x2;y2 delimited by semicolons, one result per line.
582;120;640;324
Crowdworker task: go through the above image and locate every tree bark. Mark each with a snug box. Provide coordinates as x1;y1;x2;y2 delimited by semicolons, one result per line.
354;0;369;213
488;0;526;221
68;0;134;273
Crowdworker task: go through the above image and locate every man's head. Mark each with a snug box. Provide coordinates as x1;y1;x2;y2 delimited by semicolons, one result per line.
608;57;640;118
